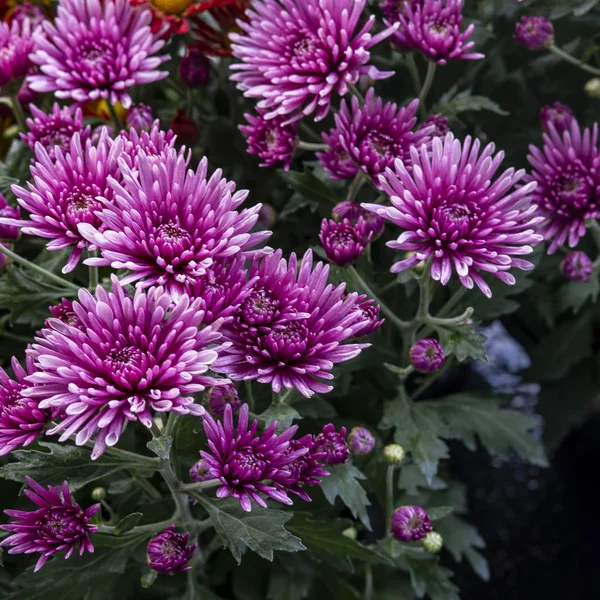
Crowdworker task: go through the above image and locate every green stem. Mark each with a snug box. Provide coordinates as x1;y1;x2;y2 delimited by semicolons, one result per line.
364;564;374;600
436;286;467;319
412;358;453;400
416;262;433;321
348;266;411;331
405;54;422;97
245;381;255;412
88;250;99;291
418;61;436;117
130;472;162;501
385;464;396;534
348;82;364;103
424;307;473;326
98;515;178;536
177;480;222;494
0;243;80;292
589;220;600;253
347;172;367;200
107;102;124;131
9;95;26;131
95;443;161;469
549;45;600;76
296;140;328;152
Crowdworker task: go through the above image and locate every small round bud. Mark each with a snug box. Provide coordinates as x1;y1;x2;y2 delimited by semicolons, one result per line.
422;531;443;553
410;339;445;374
391;506;432;542
313;424;349;465
585;78;600;99
189;459;212;483
383;444;405;465
91;487;106;501
208;384;241;416
179;48;211;88
514;16;554;50
561;251;593;282
342;527;357;540
126;104;154;132
348;427;375;456
539;101;574;134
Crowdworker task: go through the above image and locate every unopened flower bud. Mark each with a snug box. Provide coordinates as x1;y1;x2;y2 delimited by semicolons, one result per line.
585;78;600;99
91;487;106;501
514;16;554;50
391;506;432;542
342;527;357;540
561;251;593;282
180;48;211;88
410;339;445;374
383;444;405;465
348;427;375;456
422;531;443;553
208;384;241;416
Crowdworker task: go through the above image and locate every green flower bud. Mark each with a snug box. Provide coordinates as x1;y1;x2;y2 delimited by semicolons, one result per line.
91;487;106;501
422;531;443;553
342;527;358;540
585;78;600;99
383;444;406;465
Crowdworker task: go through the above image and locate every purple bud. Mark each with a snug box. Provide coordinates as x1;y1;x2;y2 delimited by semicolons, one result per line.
514;16;554;50
189;458;212;483
561;251;594;282
391;506;433;542
0;194;20;240
539;102;574;134
319;218;372;266
410;339;445;373
47;298;82;329
354;297;384;337
147;526;197;574
332;200;385;239
179;48;211;87
208;384;241;416
348;427;375;456
126;104;154;132
421;113;449;138
314;424;349;465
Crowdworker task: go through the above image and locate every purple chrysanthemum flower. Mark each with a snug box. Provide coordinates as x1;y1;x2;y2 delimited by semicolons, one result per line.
180;48;211;88
46;298;82;329
380;0;419;23
526;120;600;254
118;120;176;170
0;194;20;240
391;506;432;542
410;338;445;373
420;113;450;139
323;89;428;184
214;250;371;397
313;424;349;465
24;276;223;459
0;356;49;457
514;16;554;50
230;0;397;124
20;103;91;162
1;130;122;273
386;0;484;64
539;102;575;135
126;104;154;133
364;133;543;297
353;297;384;336
348;426;375;455
320;218;372;267
318;136;359;181
239;111;297;170
561;251;594;282
208;383;241;416
201;403;304;512
0;18;35;89
147;526;197;573
9;3;46;28
332;200;385;239
189;458;213;483
0;476;99;572
79;150;271;299
28;0;168;108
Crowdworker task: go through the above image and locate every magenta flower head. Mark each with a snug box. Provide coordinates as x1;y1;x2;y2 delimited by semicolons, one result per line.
317;137;359;181
323;89;427;183
239;111;297;171
410;338;445;373
0;194;20;240
364;133;543;297
215;250;371;397
0;356;50;457
230;0;397;124
2;130;122;273
46;298;82;330
514;16;554;50
118;120;176;170
126;104;154;133
28;0;169;107
9;3;46;28
147;526;197;573
201;403;304;512
208;383;241;416
353;297;384;337
314;424;349;465
526;120;599;253
348;426;375;455
386;0;484;65
189;458;213;483
391;506;432;542
561;251;594;282
420;113;450;139
79;150;271;299
180;48;211;87
539;102;575;135
20;103;92;162
0;476;99;572
24;276;223;459
332;200;385;239
320;218;372;267
0;18;35;89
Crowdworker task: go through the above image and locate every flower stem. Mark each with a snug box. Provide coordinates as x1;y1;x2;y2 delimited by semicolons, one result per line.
549;45;600;76
130;471;162;501
424;306;473;326
9;95;26;131
245;381;255;412
412;357;453;400
0;243;80;292
98;515;178;536
385;464;396;534
88;250;99;291
348;82;364;103
177;480;221;494
347;172;367;200
348;266;411;331
107;102;124;131
589;220;600;254
296;140;328;152
418;61;436;117
364;564;374;600
405;53;422;97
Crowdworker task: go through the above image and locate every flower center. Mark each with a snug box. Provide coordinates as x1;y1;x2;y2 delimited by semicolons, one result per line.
64;185;102;226
293;36;316;57
265;321;309;358
443;204;471;221
157;222;189;241
0;382;25;409
264;129;280;150
366;131;396;158
151;0;194;15
428;22;451;38
161;540;183;556
231;448;268;481
239;288;279;326
330;229;356;248
104;346;147;385
407;515;423;530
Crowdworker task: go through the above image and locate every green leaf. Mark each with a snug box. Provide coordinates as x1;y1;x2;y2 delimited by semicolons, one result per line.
403;555;460;600
0;442;135;491
173;414;205;460
319;463;372;530
146;435;173;460
321;571;363;600
435;323;488;363
279;168;339;206
433;87;509;118
267;569;313;600
197;497;305;563
398;464;447;495
427;506;453;521
558;273;600;314
140;570;157;589
293;396;337;420
435;515;490;581
113;512;143;536
260;403;302;431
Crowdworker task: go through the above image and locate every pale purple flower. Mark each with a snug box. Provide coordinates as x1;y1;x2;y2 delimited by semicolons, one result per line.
0;194;20;240
332;200;385;239
78;151;271;299
364;133;543;297
147;526;197;573
126;104;154;132
317;135;359;181
386;0;483;64
24;276;223;459
319;218;372;266
353;297;384;337
46;298;82;329
230;0;397;124
539;102;575;135
410;338;445;373
514;16;554;50
118;120;176;170
1;131;122;273
0;18;35;89
561;251;594;282
348;426;375;455
214;250;371;398
1;476;99;572
28;0;169;108
201;403;303;512
313;424;349;465
20;103;91;161
526;120;600;254
391;506;432;542
0;356;49;456
239;111;297;170
208;383;241;416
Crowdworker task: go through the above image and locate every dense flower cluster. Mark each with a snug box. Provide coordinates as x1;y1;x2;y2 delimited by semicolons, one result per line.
319;218;372;266
332;200;385;239
0;17;35;89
